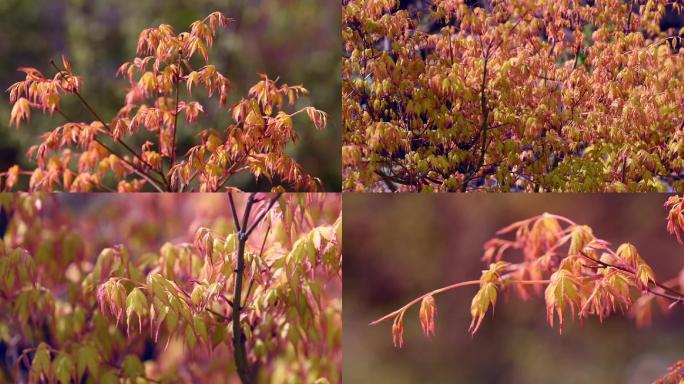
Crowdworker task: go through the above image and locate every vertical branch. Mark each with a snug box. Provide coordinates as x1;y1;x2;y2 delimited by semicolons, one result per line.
461;46;490;192
448;29;454;66
170;50;182;181
572;43;582;69
228;192;241;233
625;0;634;34
232;193;254;383
228;192;282;384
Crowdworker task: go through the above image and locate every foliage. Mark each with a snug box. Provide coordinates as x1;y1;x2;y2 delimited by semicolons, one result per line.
343;0;684;192
0;193;342;383
3;12;328;192
371;195;684;382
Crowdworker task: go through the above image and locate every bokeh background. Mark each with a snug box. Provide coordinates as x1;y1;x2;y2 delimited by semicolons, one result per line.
0;0;341;191
345;194;684;384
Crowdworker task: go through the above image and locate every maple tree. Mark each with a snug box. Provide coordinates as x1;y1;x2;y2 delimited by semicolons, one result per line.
371;195;684;383
3;12;328;192
343;0;684;192
0;192;342;383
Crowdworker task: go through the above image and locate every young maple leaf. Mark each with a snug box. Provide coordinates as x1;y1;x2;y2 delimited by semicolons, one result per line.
545;269;580;333
9;97;31;128
419;295;436;339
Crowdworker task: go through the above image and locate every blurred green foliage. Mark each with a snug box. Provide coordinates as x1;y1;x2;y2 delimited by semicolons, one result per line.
0;0;341;191
344;194;684;383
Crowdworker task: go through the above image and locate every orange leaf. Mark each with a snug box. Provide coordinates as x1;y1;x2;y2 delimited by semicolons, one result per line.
9;97;31;128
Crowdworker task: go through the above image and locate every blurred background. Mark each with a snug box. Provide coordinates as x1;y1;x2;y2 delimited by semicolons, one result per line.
345;194;684;384
0;0;341;191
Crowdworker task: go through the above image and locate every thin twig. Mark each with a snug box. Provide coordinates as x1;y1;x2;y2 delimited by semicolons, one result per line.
55;108;165;192
228;192;241;232
370;278;551;326
244;193;282;238
579;251;684;303
243;223;272;308
50;59;170;190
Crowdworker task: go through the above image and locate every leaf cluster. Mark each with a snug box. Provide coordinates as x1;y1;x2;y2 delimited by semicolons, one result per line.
4;12;328;192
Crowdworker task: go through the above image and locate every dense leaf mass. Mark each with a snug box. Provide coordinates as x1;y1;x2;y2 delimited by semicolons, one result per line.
4;12;328;192
0;193;341;383
343;0;684;192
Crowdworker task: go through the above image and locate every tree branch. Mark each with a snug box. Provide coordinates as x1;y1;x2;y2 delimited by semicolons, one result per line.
50;59;170;190
232;194;254;383
229;193;282;383
370;278;550;326
244;193;282;239
55;108;166;192
579;251;684;303
228;192;241;232
462;48;490;192
170;51;182;186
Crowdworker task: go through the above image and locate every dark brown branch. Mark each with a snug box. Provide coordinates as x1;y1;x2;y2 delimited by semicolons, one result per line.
244;193;282;239
374;170;398;192
625;0;634;34
170;50;182;183
232;193;254;383
579;251;684;303
228;192;241;232
229;193;281;383
572;43;582;69
55;108;165;192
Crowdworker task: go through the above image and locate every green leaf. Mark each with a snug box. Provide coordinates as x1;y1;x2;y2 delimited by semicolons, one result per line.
126;287;149;334
31;342;52;380
100;369;119;384
122;354;144;379
469;282;497;334
166;309;179;333
194;317;208;344
160;242;177;277
185;325;197;349
53;352;74;384
545;269;579;333
568;225;593;255
636;263;655;289
224;233;237;254
76;344;100;380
